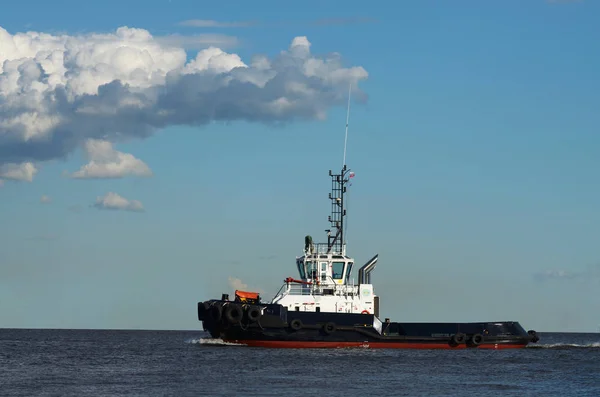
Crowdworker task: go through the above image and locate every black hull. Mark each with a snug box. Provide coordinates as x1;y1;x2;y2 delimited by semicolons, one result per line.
198;300;539;349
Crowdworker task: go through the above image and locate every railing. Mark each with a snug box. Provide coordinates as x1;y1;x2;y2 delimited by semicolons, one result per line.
285;284;314;296
282;280;358;297
270;275;364;304
305;242;346;256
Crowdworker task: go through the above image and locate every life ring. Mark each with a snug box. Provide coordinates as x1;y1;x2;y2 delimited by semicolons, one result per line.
323;322;336;335
290;319;303;331
361;310;370;315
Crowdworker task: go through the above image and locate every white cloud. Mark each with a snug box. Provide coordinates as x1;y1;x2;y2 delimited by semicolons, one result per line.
92;192;144;212
178;20;256;28
40;194;51;203
70;139;152;179
0;162;37;182
0;25;368;171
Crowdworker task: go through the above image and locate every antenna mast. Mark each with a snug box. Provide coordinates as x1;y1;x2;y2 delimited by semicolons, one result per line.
326;83;353;255
326;166;349;255
342;83;352;167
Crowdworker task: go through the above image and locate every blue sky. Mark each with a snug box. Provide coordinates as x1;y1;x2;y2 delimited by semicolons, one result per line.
1;0;599;332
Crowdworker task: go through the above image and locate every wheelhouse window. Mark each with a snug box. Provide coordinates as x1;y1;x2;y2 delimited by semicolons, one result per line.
296;260;306;279
332;262;345;279
320;262;327;279
346;262;353;282
305;261;317;279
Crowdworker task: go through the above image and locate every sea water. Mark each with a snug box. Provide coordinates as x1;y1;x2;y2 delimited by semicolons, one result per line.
1;329;598;396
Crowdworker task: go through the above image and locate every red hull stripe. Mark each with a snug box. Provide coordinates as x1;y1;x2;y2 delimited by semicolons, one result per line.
225;340;527;349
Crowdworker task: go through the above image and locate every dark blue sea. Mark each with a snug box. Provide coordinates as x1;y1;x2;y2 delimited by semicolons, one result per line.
0;329;598;396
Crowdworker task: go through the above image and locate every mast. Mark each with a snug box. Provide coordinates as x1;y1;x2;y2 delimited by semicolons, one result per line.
326;82;354;255
326;166;351;255
342;84;352;168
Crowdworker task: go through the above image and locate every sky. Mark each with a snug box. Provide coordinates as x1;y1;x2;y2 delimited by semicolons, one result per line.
0;0;599;332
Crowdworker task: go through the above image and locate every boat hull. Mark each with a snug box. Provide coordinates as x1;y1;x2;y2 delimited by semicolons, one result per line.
230;340;529;349
198;300;539;349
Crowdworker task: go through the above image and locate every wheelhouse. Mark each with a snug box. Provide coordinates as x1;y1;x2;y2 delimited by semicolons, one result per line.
295;247;354;286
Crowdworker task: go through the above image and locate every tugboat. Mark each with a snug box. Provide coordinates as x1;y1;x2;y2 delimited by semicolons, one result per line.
197;165;540;349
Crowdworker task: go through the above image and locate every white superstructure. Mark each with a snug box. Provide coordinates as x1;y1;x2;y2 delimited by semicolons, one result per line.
270;166;380;315
271;247;378;315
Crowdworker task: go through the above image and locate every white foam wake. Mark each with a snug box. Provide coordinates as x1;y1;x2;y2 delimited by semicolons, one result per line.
186;337;247;347
528;342;600;349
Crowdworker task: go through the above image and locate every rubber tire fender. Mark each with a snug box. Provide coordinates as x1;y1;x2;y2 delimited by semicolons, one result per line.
470;333;483;346
224;304;243;324
323;322;336;335
290;319;303;331
246;306;261;322
451;332;466;345
528;330;539;343
197;302;210;321
210;304;223;322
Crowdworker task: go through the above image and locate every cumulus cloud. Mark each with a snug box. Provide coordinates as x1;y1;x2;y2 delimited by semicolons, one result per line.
70;139;152;179
40;194;51;203
92;192;144;212
0;162;37;182
0;25;368;170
